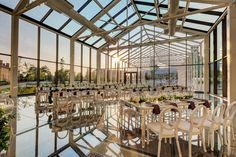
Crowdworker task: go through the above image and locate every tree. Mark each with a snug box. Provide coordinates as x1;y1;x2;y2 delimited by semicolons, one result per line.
58;57;69;85
40;65;52;81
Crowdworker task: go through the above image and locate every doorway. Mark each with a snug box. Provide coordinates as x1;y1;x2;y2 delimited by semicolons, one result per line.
124;72;138;85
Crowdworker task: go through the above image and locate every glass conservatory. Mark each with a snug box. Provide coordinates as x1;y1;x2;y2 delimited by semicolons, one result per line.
0;0;236;157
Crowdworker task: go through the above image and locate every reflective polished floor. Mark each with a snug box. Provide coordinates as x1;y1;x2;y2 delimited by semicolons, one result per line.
5;95;236;157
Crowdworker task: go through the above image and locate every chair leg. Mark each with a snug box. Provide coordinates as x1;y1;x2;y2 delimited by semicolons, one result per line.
157;138;162;157
147;129;150;145
217;130;223;147
210;130;214;151
202;130;207;152
228;126;231;148
231;126;235;140
224;125;228;145
189;134;192;157
176;135;182;157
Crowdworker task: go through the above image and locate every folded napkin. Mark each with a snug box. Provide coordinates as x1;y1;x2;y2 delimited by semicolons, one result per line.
187;100;196;110
145;102;161;115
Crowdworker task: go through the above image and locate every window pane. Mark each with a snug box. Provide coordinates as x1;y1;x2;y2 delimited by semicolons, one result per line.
83;46;90;67
39;61;56;86
0;11;11;55
79;1;101;20
58;63;70;86
91;49;97;68
0;55;10;94
40;29;56;61
18;58;37;95
43;11;69;29
74;66;81;84
209;63;214;93
59;36;70;64
24;4;50;21
210;32;214;63
217;60;222;96
75;43;81;66
101;53;106;69
82;68;89;82
0;0;18;9
61;20;82;36
217;22;222;60
91;68;97;83
19;20;37;58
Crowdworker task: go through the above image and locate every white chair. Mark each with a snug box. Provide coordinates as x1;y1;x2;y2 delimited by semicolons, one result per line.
222;101;236;148
147;106;182;157
202;103;225;151
178;105;207;157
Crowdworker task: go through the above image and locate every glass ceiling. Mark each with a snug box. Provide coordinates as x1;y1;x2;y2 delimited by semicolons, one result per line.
0;0;227;66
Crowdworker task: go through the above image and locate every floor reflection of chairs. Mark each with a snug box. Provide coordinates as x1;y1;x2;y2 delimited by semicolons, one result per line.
123;108;140;131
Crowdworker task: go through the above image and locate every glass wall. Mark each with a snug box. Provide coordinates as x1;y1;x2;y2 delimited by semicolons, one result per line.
209;18;227;97
40;29;56;87
18;20;38;94
0;10;99;95
0;11;11;94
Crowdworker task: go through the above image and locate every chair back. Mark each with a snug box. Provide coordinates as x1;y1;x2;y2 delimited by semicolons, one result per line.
190;105;208;129
159;106;181;134
225;101;236;121
212;103;225;122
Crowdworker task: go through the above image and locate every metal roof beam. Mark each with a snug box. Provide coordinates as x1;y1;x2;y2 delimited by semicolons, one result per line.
14;0;47;16
45;0;116;44
105;34;203;51
72;0;120;39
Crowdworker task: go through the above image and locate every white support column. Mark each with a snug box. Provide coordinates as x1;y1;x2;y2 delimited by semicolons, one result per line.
70;39;75;86
10;15;19;98
97;51;101;84
227;4;236;104
105;54;109;83
8;15;19;157
110;57;112;83
227;4;236;132
204;35;209;95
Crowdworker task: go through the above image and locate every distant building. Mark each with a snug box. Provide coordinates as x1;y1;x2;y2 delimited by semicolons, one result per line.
0;60;10;82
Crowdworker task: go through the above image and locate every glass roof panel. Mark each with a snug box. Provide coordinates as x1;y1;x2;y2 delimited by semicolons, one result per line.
97;0;112;8
61;20;82;36
67;0;88;11
136;4;154;12
94;39;106;48
80;29;92;40
79;1;101;20
108;0;127;16
127;15;139;25
24;4;50;21
43;11;69;29
184;2;215;9
109;30;122;38
86;36;101;45
103;23;116;31
0;0;19;9
95;19;106;28
141;14;157;20
183;21;210;31
159;7;168;14
186;13;218;23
